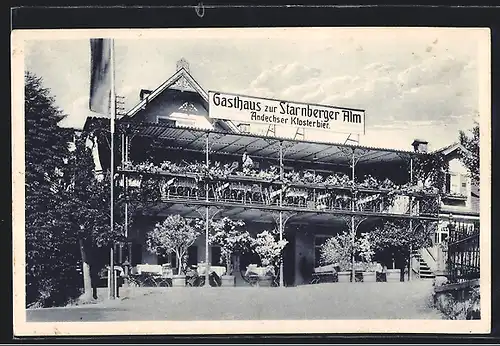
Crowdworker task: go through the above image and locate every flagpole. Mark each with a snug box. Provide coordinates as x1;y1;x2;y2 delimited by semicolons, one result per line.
109;39;116;300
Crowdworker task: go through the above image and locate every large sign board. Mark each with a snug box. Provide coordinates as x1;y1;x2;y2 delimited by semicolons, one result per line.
208;91;365;135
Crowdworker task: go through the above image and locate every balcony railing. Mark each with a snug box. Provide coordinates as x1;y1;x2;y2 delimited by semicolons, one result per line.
119;161;440;217
445;221;480;283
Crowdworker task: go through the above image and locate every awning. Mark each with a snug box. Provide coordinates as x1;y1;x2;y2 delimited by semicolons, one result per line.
85;117;418;167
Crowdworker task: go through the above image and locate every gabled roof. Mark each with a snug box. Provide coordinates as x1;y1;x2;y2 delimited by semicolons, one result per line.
124;67;240;133
432;142;470;157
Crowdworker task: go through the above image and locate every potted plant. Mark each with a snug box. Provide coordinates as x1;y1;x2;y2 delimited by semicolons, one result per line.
360;262;382;283
319;231;353;283
251;230;288;286
356;232;377;283
207;217;252;287
146;215;200;287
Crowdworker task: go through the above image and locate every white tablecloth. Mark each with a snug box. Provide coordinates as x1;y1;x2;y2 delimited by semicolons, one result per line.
197;264;226;277
136;264;163;275
245;265;274;277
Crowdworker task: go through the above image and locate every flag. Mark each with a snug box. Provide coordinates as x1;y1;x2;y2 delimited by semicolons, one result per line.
89;38;113;115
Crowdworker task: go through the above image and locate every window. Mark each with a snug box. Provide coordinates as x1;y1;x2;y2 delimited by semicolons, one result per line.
187;246;198;266
157;116;176;126
445;172;468;196
131;243;143;266
238;123;250;133
211;246;223;266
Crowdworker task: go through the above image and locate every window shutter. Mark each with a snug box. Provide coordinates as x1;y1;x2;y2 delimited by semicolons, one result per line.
460;174;468;196
445;173;451;193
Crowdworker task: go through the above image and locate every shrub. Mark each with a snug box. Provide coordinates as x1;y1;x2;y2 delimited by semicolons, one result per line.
146;215;200;275
251;230;288;275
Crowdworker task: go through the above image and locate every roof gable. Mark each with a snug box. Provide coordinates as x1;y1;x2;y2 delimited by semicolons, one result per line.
126;68;207;117
124;68;240;133
432;142;469;157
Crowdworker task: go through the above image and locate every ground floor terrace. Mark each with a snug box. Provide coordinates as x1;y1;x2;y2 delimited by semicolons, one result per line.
102;199;439;288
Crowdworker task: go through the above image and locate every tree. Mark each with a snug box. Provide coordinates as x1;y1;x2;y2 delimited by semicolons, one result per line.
146;215;200;275
320;231;352;271
459;123;480;185
368;219;435;269
251;229;288;275
203;217;252;275
25;71;81;307
412;153;448;193
320;231;374;271
62;132;126;300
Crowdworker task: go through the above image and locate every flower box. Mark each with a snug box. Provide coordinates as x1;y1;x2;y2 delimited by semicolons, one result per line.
257;275;274;287
337;271;351;283
172;275;186;287
221;275;235;287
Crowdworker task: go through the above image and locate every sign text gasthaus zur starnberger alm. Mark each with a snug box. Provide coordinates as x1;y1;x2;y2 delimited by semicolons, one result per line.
208;91;365;135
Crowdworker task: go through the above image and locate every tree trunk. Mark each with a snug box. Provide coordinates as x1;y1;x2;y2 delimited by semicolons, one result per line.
407;246;412;281
79;238;93;300
226;255;232;275
176;250;182;275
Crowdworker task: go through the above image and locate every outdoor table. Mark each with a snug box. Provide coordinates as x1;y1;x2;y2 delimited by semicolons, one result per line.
197;264;226;277
130;264;173;287
310;271;337;284
244;265;275;286
128;272;172;287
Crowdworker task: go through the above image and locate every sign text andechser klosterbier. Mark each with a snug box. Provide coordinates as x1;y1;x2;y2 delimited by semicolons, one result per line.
208;91;365;135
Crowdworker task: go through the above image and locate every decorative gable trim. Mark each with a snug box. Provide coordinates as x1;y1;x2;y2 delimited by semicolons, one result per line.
125;68;207;117
124;68;240;133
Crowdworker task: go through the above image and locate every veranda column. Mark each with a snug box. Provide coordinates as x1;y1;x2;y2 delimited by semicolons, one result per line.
408;156;414;281
350;149;356;283
279;141;284;287
204;132;210;287
122;133;130;286
124;134;129;240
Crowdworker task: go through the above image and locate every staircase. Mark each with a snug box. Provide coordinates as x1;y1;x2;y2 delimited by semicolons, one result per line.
412;251;435;279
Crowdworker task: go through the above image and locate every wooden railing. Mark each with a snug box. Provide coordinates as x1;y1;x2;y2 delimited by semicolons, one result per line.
119;168;440;217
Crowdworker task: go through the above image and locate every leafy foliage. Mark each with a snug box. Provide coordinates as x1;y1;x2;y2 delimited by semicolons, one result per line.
197;217;251;275
25;72;82;307
320;232;353;271
64;133;125;248
413;153;448;194
251;230;288;272
320;231;374;271
368;220;435;257
459;124;480;185
146;215;200;275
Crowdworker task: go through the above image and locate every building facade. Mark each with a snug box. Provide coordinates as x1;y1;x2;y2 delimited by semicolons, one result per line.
84;61;475;286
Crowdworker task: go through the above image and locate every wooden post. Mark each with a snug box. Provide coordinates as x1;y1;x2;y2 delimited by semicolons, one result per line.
279;141;284;287
204;133;210;287
351;149;355;283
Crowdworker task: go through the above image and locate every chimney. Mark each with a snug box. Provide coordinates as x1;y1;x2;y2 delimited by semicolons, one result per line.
140;89;152;101
411;139;428;153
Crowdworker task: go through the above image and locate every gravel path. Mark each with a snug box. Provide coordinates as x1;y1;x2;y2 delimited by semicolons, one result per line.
26;280;444;321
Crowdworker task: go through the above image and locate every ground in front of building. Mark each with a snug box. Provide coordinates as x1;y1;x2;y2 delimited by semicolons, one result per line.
26;279;444;321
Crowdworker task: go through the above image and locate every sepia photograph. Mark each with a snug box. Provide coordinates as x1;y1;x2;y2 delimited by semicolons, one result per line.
12;27;491;335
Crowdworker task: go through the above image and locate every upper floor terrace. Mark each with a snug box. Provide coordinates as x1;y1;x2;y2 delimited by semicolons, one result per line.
85;118;442;221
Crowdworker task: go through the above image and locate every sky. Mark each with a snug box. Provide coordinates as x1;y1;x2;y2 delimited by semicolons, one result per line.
23;28;486;151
